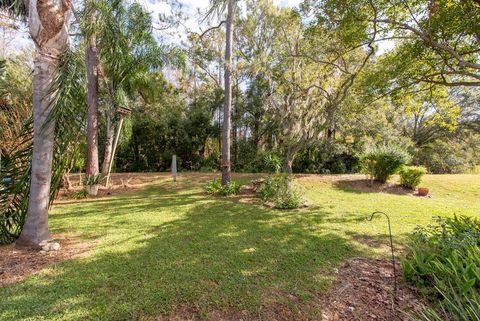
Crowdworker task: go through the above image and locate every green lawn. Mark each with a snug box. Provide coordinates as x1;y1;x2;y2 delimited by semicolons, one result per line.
1;173;479;320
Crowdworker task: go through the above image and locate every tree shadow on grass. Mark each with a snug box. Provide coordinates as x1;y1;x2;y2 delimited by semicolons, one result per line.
1;185;368;321
333;179;413;196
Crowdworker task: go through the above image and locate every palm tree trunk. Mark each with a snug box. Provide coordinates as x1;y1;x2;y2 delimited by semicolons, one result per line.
221;0;234;186
85;37;100;183
17;0;71;247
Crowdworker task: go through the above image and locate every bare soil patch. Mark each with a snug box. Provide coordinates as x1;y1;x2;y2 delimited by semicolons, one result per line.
0;234;96;287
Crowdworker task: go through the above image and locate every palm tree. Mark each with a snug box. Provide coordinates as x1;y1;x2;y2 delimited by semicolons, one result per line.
0;1;86;246
2;0;73;247
83;0;101;194
92;0;165;177
208;0;235;185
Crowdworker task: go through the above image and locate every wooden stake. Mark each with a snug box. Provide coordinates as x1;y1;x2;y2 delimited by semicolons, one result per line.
105;117;124;187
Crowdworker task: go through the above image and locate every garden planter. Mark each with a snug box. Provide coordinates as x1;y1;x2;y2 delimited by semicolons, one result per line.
417;187;429;196
86;184;99;196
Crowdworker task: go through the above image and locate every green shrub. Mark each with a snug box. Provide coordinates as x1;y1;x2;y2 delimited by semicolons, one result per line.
263;153;282;174
219;181;241;196
256;174;304;209
399;166;426;189
361;144;410;183
73;189;89;199
204;179;241;197
402;216;480;320
204;179;222;194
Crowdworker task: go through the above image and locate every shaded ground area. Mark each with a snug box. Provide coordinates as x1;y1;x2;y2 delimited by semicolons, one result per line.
328;176;416;197
0;235;95;288
56;172;260;203
320;257;424;321
151;257;425;321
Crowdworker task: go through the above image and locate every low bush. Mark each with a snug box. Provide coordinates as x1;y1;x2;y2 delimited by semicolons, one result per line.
204;179;241;197
73;189;89;199
399;166;427;189
402;216;480;320
361;144;410;183
204;179;222;194
219;181;241;196
256;174;304;209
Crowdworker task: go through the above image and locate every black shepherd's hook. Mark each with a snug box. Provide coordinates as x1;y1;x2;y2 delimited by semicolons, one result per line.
366;211;397;306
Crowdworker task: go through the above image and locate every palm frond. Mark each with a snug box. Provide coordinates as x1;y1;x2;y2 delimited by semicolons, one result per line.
0;0;28;19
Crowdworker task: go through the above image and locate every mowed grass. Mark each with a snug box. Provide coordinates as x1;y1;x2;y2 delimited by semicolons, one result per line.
1;173;479;320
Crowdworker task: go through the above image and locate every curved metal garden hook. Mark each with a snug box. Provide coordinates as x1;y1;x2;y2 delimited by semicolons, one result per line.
366;211;397;305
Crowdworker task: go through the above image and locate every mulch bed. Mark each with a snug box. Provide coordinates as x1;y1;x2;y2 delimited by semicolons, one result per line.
320;257;426;320
0;234;95;288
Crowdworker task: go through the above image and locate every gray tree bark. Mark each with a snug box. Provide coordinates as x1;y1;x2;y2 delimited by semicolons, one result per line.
284;144;301;174
221;0;234;186
17;0;71;247
85;34;100;186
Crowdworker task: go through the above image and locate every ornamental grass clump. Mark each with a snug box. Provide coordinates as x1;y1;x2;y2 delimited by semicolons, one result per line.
399;166;427;189
256;174;304;209
361;144;410;183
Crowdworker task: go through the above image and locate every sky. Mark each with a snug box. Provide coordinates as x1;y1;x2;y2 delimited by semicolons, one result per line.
6;0;302;54
138;0;302;44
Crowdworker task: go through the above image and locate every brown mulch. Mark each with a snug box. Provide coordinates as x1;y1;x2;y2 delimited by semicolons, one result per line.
297;174;430;197
0;234;96;288
320;257;425;321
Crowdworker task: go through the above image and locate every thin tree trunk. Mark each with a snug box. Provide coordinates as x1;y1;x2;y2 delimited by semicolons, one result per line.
17;0;71;247
85;36;100;185
284;146;299;174
221;0;234;186
101;109;114;175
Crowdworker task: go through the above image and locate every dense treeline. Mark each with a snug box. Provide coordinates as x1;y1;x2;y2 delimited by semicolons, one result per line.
1;0;479;178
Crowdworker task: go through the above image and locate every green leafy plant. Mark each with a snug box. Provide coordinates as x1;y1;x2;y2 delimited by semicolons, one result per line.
219;181;241;197
399;166;427;189
402;216;480;320
361;144;411;183
264;153;282;174
256;174;304;209
204;179;241;197
73;189;89;199
83;173;105;186
204;179;222;195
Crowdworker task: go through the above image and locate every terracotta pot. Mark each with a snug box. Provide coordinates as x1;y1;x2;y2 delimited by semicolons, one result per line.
417;187;429;196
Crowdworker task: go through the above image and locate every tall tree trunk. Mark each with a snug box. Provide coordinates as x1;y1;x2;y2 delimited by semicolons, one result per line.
17;0;71;247
284;145;299;174
85;35;100;184
101;109;114;175
221;0;234;186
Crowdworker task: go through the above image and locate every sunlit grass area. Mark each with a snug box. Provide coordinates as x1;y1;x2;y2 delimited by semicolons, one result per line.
1;173;479;320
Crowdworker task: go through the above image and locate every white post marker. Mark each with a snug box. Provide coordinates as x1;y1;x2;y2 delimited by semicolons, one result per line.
171;155;177;185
